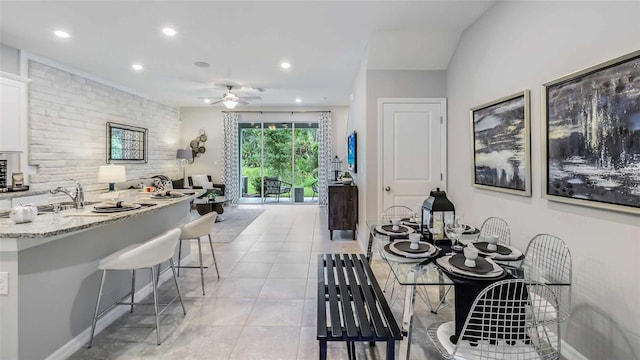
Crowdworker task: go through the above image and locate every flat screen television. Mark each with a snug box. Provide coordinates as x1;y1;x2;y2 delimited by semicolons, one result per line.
347;131;357;173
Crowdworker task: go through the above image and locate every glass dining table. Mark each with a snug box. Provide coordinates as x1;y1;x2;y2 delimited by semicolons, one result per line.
365;220;571;360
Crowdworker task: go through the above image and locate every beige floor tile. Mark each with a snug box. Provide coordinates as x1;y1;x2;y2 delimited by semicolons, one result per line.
246;299;304;326
249;241;285;252
269;263;309;278
230;326;300;360
157;325;243;360
275;251;311;264
191;298;255;326
240;251;280;263
227;262;273;278
259;278;307;299
257;233;288;242
214;278;265;298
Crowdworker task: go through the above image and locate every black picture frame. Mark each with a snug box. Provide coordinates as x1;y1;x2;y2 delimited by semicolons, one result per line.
470;90;531;196
542;50;640;214
106;122;148;164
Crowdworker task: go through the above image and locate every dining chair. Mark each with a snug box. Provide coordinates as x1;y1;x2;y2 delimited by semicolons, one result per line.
522;234;572;323
379;205;415;301
427;279;561;360
478;217;511;245
380;205;414;224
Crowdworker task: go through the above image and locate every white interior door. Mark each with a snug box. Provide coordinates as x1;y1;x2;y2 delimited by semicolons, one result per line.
381;100;446;212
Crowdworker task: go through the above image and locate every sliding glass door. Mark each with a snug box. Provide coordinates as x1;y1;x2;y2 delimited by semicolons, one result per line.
239;121;318;203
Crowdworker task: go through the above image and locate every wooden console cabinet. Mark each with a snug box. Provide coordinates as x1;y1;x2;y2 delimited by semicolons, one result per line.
328;184;358;240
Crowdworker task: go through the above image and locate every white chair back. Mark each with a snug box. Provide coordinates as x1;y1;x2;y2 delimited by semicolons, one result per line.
180;212;217;239
479;217;511;245
100;228;182;270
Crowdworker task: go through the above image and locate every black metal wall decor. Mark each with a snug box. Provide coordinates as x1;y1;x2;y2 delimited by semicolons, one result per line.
189;129;208;161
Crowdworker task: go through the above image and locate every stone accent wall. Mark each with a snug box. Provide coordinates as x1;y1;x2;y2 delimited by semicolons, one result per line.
27;61;181;192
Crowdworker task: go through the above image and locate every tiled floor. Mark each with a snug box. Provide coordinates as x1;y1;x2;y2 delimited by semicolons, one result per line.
70;204;453;360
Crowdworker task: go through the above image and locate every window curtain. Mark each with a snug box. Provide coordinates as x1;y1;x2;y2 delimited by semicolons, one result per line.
223;112;240;205
318;112;332;205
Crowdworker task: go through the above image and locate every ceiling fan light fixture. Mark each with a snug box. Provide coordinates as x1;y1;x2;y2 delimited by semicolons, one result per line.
223;99;238;109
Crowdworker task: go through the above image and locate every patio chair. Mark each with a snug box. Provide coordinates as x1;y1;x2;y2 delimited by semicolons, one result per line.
263;177;292;202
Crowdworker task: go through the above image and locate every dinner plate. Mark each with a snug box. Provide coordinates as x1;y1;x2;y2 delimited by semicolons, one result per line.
448;254;493;274
474;242;512;255
436;256;504;279
375;224;415;236
469;242;524;261
92;204;142;213
393;240;431;253
384;241;438;259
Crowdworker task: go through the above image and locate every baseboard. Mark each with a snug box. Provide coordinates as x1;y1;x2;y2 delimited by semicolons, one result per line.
562;340;588;360
45;254;192;360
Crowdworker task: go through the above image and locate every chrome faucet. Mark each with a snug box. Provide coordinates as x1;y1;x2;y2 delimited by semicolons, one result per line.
50;179;85;210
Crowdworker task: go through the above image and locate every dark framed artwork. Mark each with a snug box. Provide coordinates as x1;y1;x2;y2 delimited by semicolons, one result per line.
470;90;531;196
542;50;640;214
106;122;148;163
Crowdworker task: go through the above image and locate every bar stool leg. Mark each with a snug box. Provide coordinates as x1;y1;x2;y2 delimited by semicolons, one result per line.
88;270;107;348
197;236;205;295
169;258;187;315
150;266;161;346
208;234;220;278
177;239;183;277
130;270;135;313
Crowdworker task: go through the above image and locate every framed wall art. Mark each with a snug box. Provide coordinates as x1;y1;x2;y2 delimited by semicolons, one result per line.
470;90;531;196
542;50;640;214
106;122;148;163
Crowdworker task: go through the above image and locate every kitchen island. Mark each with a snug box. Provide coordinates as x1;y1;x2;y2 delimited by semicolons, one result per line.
0;190;203;360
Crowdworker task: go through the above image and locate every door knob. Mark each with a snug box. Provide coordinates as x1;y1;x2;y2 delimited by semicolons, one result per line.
385;186;391;191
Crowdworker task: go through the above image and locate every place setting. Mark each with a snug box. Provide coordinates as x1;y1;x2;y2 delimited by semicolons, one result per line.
384;233;439;263
148;190;187;200
468;234;523;261
375;219;416;237
436;246;505;280
92;201;142;213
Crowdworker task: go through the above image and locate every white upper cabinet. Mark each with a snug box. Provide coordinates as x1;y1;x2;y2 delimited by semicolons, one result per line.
0;73;29;152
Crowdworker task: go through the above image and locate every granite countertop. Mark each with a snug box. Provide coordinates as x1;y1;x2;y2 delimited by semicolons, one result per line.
0;190;49;201
0;190;204;239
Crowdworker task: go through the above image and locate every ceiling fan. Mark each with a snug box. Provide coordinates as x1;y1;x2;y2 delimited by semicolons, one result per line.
199;84;262;109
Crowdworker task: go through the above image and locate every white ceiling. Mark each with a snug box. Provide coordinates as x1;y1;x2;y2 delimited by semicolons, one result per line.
0;1;493;107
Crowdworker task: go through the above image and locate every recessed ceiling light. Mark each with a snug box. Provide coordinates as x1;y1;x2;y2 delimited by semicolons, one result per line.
194;61;210;68
162;27;177;36
204;99;211;104
131;63;144;71
295;98;302;103
54;30;70;38
280;62;291;69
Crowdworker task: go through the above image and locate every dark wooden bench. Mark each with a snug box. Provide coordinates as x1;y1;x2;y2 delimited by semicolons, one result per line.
317;254;402;360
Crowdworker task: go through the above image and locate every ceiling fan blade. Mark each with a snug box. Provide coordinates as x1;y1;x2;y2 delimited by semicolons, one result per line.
237;100;249;105
240;96;262;101
209;99;224;105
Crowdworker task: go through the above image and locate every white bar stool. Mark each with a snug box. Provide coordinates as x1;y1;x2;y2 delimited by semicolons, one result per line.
88;228;186;348
176;211;219;295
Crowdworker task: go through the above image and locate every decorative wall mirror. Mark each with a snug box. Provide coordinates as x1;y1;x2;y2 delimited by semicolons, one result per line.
106;122;148;163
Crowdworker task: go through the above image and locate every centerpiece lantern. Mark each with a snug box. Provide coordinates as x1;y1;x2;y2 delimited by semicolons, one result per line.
421;188;455;241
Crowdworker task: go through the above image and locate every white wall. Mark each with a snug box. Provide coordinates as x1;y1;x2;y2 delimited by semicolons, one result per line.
0;43;19;75
179;106;349;185
447;2;640;359
27;60;181;192
349;56;368;247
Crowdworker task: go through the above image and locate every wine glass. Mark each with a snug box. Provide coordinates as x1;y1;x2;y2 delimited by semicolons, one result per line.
445;216;465;255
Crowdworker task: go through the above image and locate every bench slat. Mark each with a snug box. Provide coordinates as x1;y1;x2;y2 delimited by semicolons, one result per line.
325;254;344;338
350;254;391;339
316;255;328;339
341;254;374;338
334;254;360;338
358;254;403;339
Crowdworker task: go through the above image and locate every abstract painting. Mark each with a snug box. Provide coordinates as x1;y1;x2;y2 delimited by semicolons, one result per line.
543;50;640;214
471;90;531;196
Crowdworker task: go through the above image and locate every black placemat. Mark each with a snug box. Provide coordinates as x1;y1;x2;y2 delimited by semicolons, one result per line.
474;242;512;255
393;241;433;254
449;254;493;274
